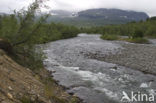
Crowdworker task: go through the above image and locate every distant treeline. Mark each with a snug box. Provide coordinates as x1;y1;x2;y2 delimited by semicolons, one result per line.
81;17;156;38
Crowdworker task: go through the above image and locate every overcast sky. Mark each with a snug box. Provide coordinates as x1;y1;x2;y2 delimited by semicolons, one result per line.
0;0;156;16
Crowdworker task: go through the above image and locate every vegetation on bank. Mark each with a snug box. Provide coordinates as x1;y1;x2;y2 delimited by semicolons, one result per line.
82;17;156;43
101;34;119;40
123;38;149;43
0;1;80;70
0;13;79;69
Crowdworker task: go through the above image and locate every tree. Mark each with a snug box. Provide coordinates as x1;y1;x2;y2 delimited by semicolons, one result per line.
0;0;49;69
132;28;144;38
12;0;49;46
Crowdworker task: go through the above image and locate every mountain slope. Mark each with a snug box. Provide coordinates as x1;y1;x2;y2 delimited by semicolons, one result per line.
78;8;149;21
47;8;149;26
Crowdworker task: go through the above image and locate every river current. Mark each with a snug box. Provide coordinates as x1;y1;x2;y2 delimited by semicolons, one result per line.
43;34;156;103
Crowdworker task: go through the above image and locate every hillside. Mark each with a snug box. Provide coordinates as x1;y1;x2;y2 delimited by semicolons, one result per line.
0;49;47;103
78;8;149;21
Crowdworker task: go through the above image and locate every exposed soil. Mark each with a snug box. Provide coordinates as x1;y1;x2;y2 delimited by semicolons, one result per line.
0;49;81;103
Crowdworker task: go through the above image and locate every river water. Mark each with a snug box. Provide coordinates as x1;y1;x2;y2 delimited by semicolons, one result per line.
43;34;156;103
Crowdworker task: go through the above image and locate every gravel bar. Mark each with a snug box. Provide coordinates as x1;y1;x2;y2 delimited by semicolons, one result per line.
86;41;156;75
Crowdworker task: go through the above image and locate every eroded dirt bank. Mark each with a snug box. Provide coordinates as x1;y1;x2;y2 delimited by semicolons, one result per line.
0;49;80;103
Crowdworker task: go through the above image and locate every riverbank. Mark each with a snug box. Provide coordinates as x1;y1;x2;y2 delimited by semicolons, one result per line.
0;49;81;103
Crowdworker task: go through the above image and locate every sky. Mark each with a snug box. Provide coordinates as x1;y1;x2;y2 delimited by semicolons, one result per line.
0;0;156;16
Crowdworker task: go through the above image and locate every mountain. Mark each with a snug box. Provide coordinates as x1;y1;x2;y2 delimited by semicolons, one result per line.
47;9;149;27
78;8;149;21
0;12;6;15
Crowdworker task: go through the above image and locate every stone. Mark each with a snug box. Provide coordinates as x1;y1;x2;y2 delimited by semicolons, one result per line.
8;86;13;91
1;101;8;103
9;78;15;82
0;96;5;102
30;96;36;101
112;66;118;70
7;93;13;100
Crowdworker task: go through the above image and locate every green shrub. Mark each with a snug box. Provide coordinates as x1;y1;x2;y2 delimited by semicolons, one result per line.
132;28;144;38
20;96;33;103
101;34;119;40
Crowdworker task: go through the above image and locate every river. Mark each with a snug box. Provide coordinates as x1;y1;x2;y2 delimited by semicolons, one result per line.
43;34;156;103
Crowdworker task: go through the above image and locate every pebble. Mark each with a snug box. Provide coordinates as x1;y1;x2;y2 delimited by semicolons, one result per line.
1;101;7;103
0;97;5;102
8;86;13;91
112;66;118;70
7;93;13;100
9;78;15;82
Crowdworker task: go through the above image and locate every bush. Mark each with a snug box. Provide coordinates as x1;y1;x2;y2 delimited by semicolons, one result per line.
126;37;149;43
132;28;144;38
101;34;119;40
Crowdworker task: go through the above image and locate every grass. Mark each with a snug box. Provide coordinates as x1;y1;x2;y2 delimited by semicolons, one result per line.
34;68;80;103
20;96;33;103
43;77;79;103
101;34;119;40
44;78;55;99
124;37;149;44
100;34;149;44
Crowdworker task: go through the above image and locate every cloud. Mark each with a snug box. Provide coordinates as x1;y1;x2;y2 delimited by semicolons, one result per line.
0;0;32;13
0;0;156;16
48;0;156;16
